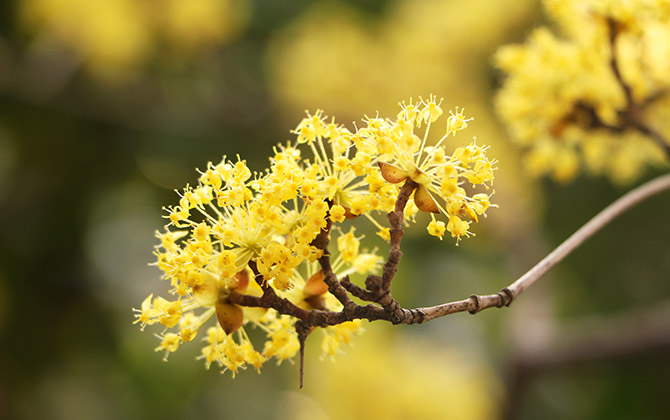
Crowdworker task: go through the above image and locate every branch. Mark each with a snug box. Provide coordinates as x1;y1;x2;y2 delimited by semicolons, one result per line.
231;173;669;387
236;173;670;325
631;120;670;158
377;180;417;307
416;173;670;322
312;215;354;310
237;261;312;321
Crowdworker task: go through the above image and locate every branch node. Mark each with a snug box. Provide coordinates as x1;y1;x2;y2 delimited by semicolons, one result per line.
365;275;383;294
499;287;514;307
410;308;427;324
468;294;482;314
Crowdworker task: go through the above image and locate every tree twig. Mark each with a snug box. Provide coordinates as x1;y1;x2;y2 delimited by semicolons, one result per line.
312;216;354;310
235;173;670;326
607;18;634;109
416;173;670;322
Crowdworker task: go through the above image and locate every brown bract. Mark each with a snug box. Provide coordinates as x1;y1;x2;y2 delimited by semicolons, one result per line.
216;300;245;335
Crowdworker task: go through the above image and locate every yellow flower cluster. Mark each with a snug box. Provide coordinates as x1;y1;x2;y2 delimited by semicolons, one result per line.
289;96;495;242
368;97;495;242
134;96;495;375
495;0;670;184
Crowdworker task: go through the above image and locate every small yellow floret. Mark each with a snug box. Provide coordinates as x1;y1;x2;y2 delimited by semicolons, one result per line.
427;219;446;240
447;215;470;243
329;204;346;223
446;107;473;136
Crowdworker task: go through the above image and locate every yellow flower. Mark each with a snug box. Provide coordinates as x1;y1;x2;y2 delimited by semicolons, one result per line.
427;219;446;240
329;204;347;223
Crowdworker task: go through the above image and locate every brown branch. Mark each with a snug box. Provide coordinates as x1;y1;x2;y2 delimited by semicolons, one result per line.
607;18;634;109
239;261;312;321
631;120;670;157
379;179;417;306
340;276;377;301
236;173;670;327
231;173;669;387
295;320;310;389
311;215;354;310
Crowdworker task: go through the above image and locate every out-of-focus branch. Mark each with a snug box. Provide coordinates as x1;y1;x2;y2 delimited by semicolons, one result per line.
607;19;634;109
563;19;670;159
589;18;670;158
607;18;670;158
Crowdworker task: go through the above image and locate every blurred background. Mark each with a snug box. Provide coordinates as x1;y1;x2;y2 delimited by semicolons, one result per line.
1;0;669;419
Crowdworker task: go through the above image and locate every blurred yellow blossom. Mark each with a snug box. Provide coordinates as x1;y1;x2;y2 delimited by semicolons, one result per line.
298;331;500;420
266;0;537;121
495;0;670;183
19;0;249;78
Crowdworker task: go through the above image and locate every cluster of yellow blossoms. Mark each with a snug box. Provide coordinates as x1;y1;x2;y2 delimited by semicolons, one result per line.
495;0;670;184
134;96;496;375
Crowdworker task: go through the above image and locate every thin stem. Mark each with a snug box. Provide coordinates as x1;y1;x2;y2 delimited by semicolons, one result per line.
380;180;418;294
417;173;670;322
311;215;354;309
